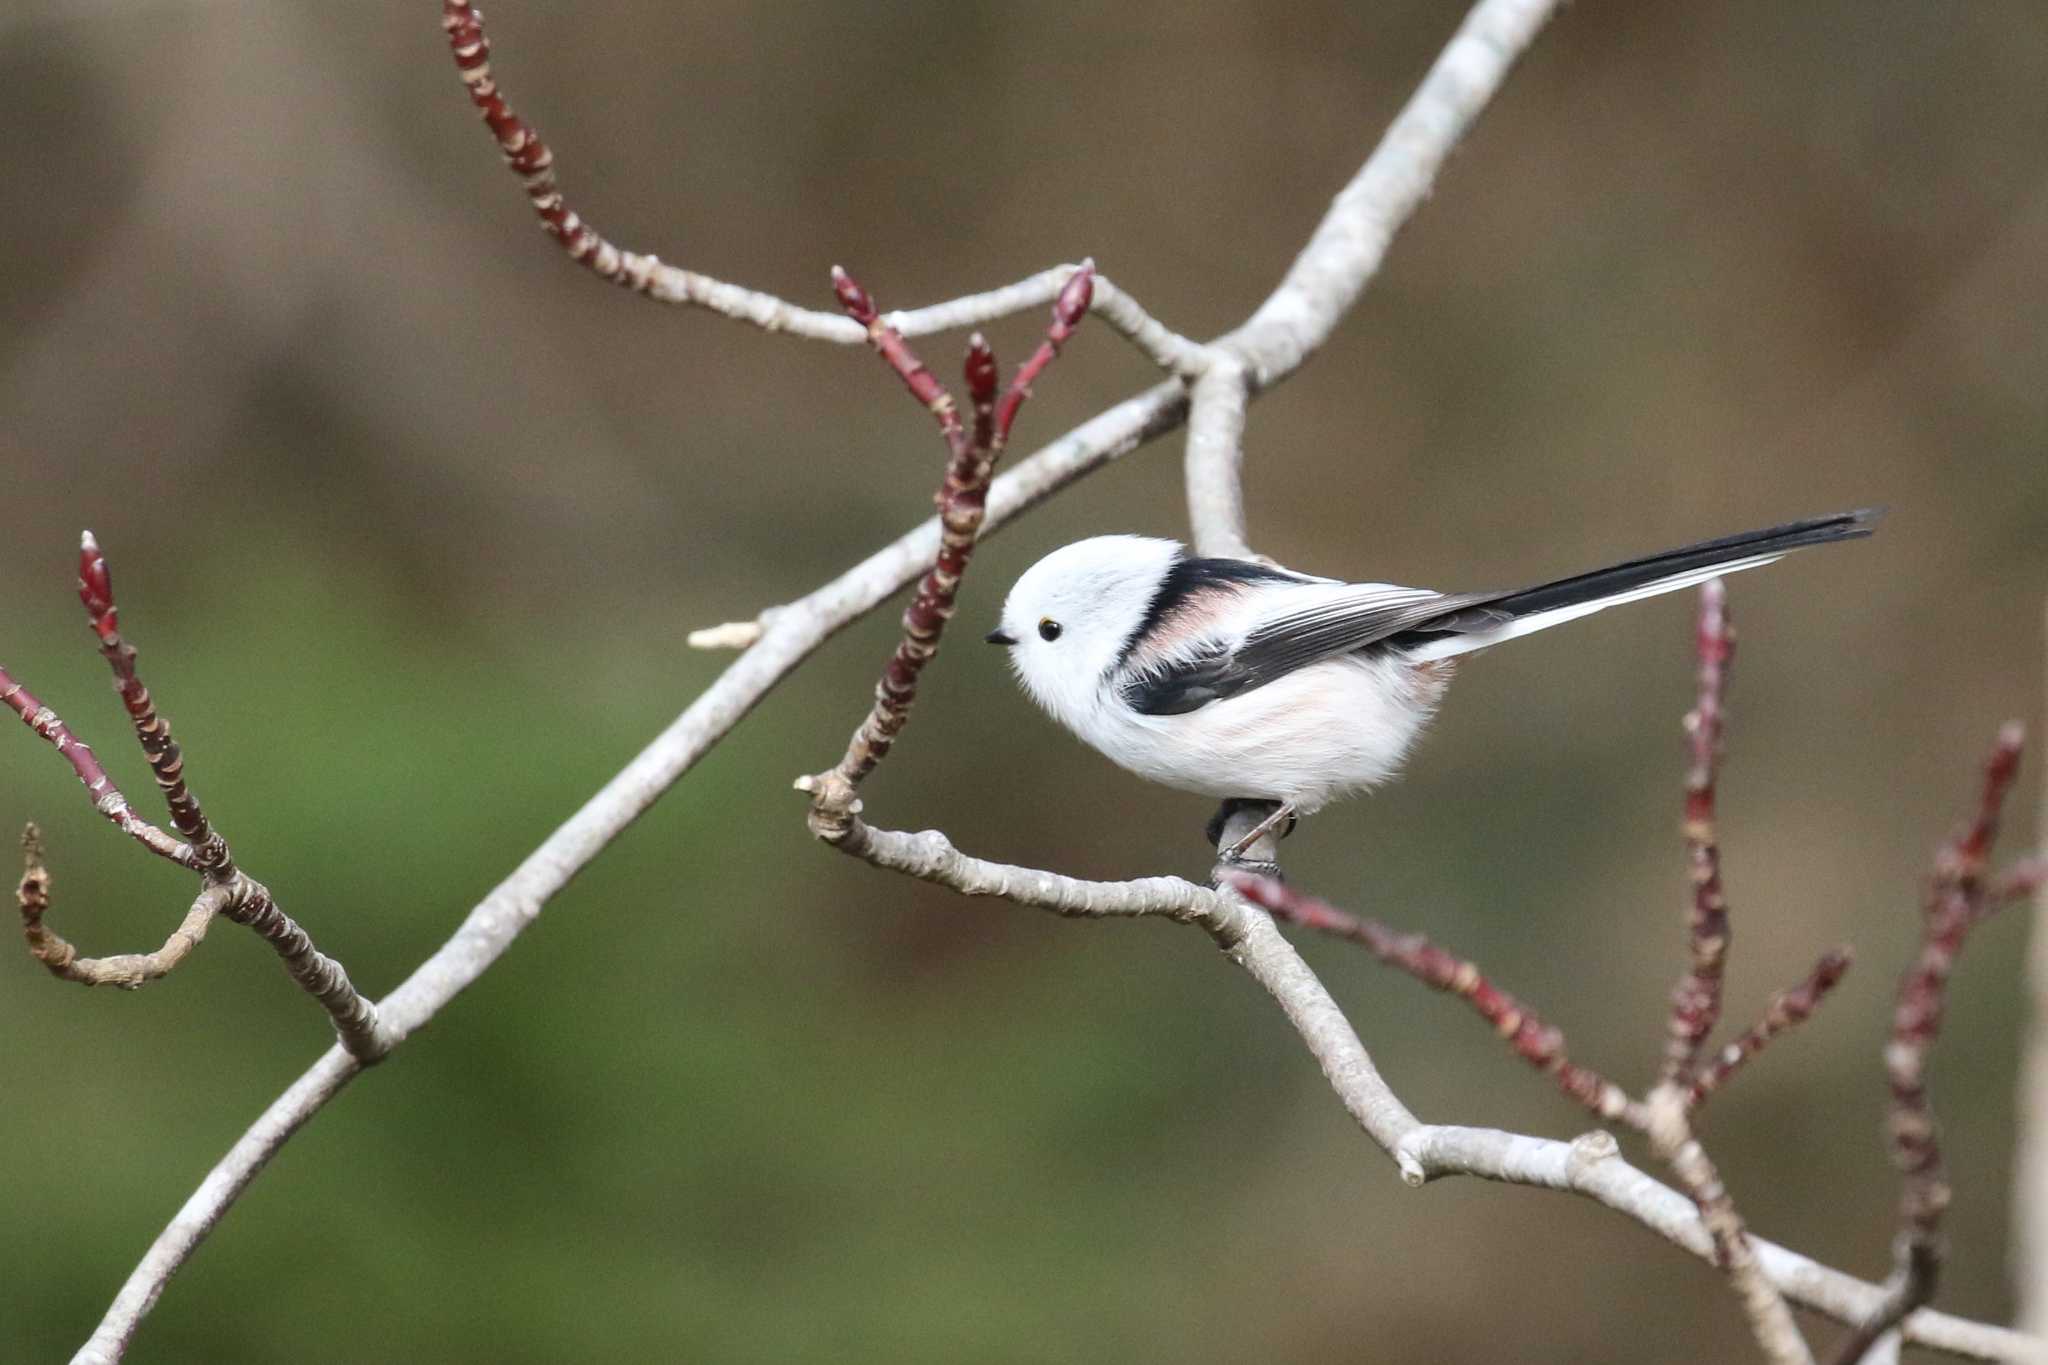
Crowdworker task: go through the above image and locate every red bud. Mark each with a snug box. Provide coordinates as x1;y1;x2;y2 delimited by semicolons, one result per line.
830;265;877;324
963;334;998;401
1054;262;1096;326
77;531;117;638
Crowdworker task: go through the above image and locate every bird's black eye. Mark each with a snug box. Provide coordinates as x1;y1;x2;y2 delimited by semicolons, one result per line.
1037;618;1063;642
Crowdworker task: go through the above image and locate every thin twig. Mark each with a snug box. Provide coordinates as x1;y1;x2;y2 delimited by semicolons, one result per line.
1839;725;2031;1363
77;532;225;870
6;537;388;1061
1227;873;1642;1123
18;824;219;988
437;3;1199;372
1690;948;1854;1108
0;666;194;867
830;266;971;458
1643;1083;1815;1365
800;266;1093;825
1226;871;1809;1362
1663;576;1735;1084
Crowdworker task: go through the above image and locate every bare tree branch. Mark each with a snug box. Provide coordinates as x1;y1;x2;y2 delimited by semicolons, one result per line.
1689;948;1855;1107
63;375;1185;1362
1183;356;1254;560
814;817;2034;1360
437;2;1200;373
1227;872;1641;1122
1;664;194;868
17;824;218;987
5;536;386;1062
1835;725;2034;1364
799;266;1093;828
1663;577;1737;1083
1221;0;1562;384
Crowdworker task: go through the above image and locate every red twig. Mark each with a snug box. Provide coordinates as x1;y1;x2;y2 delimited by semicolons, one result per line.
802;267;1092;830
1662;577;1734;1084
1989;857;2047;911
994;264;1095;446
1226;873;1642;1124
78;533;226;871
1837;724;2032;1362
4;537;388;1057
442;2;666;295
0;666;192;868
1934;719;2023;903
833;267;968;459
1689;948;1853;1108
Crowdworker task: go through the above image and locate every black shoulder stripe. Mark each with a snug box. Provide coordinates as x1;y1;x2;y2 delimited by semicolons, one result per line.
1114;554;1306;669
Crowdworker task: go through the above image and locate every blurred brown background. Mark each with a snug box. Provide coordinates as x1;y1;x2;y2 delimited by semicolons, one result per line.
3;1;2046;1360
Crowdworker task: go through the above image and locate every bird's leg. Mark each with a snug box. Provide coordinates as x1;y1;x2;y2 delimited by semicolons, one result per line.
1219;800;1296;864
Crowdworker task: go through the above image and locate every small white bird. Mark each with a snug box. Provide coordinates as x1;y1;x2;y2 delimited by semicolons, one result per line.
984;510;1880;855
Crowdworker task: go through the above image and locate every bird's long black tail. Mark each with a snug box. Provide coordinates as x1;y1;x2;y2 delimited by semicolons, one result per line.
1398;507;1882;661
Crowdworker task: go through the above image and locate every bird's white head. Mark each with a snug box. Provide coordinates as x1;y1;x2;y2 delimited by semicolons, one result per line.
985;535;1182;730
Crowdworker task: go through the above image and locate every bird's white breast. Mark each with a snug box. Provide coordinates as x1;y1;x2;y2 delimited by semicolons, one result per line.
1073;652;1451;809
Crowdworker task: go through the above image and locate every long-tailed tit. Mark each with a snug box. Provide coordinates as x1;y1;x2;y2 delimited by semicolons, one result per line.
984;509;1880;855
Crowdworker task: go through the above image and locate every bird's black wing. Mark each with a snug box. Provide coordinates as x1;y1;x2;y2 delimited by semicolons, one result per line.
1121;583;1503;716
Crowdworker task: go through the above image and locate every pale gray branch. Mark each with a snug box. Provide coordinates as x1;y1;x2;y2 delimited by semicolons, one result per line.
73;1048;361;1365
1400;1126;2039;1361
825;822;2035;1361
641;260;1205;374
1189;0;1561;567
1222;0;1561;384
1183;356;1254;559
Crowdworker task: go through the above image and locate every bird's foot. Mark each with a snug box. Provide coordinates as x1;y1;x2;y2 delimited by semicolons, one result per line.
1214;800;1297;864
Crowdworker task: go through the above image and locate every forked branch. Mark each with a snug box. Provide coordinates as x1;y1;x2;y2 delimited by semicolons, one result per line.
3;535;387;1060
1834;725;2038;1364
800;265;1094;830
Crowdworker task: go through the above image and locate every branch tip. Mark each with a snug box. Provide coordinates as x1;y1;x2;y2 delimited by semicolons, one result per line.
78;531;116;637
1053;263;1096;325
831;265;876;324
964;334;999;401
685;621;764;651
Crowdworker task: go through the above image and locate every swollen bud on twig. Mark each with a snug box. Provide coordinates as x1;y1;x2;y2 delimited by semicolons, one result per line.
78;531;116;640
830;266;877;325
1054;259;1097;328
964;334;999;403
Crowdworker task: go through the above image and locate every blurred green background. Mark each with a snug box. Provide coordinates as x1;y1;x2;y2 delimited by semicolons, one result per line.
4;1;2046;1360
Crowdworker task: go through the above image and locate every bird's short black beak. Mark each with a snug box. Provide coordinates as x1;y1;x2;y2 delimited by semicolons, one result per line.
984;627;1017;646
